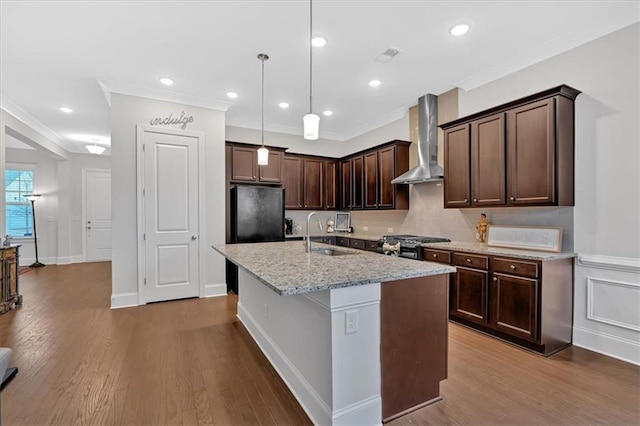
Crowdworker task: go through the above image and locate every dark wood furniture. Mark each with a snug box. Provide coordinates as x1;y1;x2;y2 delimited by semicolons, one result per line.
282;155;337;210
341;141;410;210
227;142;286;184
440;85;581;208
423;246;574;356
381;274;449;421
226;139;410;211
1;245;22;315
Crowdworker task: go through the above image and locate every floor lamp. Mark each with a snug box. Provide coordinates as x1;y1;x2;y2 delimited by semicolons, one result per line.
25;194;45;268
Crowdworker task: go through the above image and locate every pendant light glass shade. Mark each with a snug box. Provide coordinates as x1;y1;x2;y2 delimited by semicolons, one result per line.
303;0;319;140
257;53;269;165
257;145;269;165
303;113;320;140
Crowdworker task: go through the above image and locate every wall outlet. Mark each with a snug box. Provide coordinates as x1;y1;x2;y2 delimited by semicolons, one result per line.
345;310;359;334
363;226;369;231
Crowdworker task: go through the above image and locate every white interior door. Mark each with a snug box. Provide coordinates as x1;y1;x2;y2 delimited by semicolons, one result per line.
140;129;200;304
85;169;112;261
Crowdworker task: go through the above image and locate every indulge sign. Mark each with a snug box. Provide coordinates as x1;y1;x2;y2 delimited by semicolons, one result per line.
150;111;194;130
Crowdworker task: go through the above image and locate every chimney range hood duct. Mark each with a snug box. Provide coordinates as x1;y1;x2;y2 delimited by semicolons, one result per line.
391;93;443;184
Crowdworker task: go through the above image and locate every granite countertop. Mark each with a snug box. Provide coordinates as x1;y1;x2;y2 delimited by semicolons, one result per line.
213;241;455;296
423;241;576;261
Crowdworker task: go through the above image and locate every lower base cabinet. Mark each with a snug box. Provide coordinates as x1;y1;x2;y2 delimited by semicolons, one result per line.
424;247;574;356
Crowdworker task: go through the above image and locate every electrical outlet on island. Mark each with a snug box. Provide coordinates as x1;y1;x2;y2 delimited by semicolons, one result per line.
345;310;359;334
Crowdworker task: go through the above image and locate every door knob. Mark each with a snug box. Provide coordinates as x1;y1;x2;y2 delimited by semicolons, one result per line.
191;236;198;240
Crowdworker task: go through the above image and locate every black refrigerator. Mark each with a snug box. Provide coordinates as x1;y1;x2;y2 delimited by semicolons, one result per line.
226;185;285;293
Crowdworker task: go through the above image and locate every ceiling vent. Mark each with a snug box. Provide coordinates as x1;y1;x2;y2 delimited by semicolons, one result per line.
374;47;402;64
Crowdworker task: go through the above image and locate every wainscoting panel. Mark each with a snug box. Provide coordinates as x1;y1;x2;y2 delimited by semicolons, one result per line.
587;277;640;331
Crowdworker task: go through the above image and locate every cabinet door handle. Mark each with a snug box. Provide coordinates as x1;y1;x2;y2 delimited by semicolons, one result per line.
464;198;468;203
493;277;498;281
473;198;478;202
510;265;516;270
433;254;438;258
510;196;515;201
466;258;472;263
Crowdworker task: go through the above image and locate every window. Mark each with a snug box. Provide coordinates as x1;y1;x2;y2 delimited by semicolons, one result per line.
4;167;34;237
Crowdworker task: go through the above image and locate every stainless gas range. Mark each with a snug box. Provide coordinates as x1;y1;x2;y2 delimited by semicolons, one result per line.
376;234;451;260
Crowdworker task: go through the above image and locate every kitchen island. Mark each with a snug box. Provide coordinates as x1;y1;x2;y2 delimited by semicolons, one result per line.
213;241;456;425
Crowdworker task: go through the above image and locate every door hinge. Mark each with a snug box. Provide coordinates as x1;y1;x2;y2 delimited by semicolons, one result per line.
144;277;147;286
143;233;146;241
143;188;145;196
142;144;145;152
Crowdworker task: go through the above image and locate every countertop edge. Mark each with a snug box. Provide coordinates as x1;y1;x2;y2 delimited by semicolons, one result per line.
422;241;576;261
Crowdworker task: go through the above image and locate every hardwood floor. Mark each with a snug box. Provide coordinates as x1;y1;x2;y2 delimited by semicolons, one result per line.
1;262;638;425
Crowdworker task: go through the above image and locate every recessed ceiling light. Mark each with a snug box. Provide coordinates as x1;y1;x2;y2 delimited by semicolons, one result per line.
59;107;73;113
450;24;470;36
159;77;174;86
311;36;327;47
368;80;382;88
279;102;289;109
226;92;238;99
323;110;333;116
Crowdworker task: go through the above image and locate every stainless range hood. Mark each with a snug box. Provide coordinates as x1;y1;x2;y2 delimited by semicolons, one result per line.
391;93;443;184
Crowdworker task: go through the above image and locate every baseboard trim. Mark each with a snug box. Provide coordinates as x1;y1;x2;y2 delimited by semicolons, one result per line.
203;283;227;298
237;302;333;425
573;325;640;366
110;292;139;309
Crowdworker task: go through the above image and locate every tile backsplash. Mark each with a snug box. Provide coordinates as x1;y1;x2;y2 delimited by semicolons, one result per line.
344;184;573;251
285;182;573;252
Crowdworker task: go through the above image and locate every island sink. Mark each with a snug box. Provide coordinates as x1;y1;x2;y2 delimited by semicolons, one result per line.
311;247;358;256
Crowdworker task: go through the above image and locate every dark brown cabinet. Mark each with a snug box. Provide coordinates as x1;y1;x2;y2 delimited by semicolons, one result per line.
471;113;506;206
340;141;410;210
283;156;303;209
324;161;337;210
441;85;580;209
303;158;324;210
424;247;574;356
507;98;556;205
491;273;538;341
443;124;471;208
228;143;285;184
364;152;378;209
282;155;337;211
450;253;490;325
340;160;352;210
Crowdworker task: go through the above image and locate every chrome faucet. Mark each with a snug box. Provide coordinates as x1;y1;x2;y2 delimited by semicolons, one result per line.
306;211;318;253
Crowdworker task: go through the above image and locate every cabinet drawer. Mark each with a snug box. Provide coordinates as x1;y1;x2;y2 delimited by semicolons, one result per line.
423;249;451;264
349;239;365;249
335;237;350;247
493;258;539;279
364;240;378;252
452;252;488;270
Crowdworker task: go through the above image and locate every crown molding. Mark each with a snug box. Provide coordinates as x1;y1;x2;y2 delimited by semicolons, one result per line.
1;95;76;152
96;78;233;112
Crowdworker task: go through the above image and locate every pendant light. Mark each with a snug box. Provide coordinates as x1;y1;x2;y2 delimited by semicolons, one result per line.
257;53;270;165
303;0;319;140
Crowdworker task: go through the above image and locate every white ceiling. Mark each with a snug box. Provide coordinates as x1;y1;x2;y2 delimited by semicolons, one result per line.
1;1;639;154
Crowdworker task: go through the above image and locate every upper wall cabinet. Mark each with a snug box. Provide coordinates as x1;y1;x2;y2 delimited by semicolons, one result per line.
282;155;338;210
227;142;285;184
341;140;410;210
440;85;581;209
